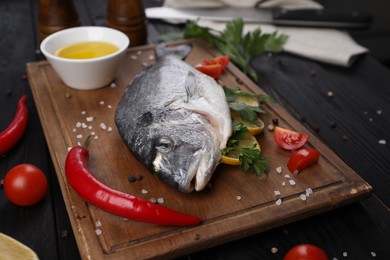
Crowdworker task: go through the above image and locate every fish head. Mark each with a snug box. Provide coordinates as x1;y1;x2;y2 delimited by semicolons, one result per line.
149;115;221;193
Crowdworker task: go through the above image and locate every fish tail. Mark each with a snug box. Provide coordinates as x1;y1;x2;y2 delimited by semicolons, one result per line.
155;43;192;60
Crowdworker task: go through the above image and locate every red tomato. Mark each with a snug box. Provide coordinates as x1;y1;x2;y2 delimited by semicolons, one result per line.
196;64;223;79
3;164;48;206
203;55;230;70
273;126;309;150
284;244;328;260
288;148;320;175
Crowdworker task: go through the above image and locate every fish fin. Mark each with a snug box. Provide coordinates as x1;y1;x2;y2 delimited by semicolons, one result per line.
184;71;204;103
155;43;192;60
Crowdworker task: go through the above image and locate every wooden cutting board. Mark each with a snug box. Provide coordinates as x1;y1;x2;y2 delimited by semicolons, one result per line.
26;39;371;260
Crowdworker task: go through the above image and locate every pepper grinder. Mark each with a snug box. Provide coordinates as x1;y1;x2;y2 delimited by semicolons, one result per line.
106;0;147;47
38;0;80;41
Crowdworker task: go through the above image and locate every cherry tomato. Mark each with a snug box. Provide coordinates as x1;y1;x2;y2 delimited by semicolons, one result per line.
287;148;320;175
3;164;48;206
273;126;309;150
196;63;223;79
284;244;328;260
203;55;230;70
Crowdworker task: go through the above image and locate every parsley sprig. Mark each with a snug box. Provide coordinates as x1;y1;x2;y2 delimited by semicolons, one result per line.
222;123;269;176
223;86;272;123
182;19;288;81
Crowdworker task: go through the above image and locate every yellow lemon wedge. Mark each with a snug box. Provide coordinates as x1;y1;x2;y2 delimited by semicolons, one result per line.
230;95;264;135
232;113;265;136
221;135;261;165
0;233;39;260
235;95;260;107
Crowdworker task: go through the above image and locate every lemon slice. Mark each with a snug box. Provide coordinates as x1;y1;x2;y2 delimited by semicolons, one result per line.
232;113;265;136
235;95;260;107
221;135;261;165
0;233;39;260
230;95;264;135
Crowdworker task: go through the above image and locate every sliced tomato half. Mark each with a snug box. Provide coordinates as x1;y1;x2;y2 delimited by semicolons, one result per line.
203;55;230;70
273;126;309;150
196;64;223;79
287;148;320;175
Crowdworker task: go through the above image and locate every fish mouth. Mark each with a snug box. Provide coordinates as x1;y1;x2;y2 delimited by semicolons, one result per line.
179;148;218;193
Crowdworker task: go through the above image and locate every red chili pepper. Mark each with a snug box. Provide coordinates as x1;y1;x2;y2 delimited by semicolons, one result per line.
0;95;28;156
65;144;202;226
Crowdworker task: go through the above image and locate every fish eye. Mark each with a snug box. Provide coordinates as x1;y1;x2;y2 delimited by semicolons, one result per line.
155;136;173;153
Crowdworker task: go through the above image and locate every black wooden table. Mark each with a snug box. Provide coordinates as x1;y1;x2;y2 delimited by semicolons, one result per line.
1;0;389;259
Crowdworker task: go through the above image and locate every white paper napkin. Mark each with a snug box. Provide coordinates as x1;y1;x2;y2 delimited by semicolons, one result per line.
163;0;368;66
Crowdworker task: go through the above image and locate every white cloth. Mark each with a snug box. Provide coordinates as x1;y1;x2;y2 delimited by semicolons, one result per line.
163;0;368;66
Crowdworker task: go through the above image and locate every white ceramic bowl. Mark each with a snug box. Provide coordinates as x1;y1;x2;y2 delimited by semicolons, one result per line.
40;26;129;90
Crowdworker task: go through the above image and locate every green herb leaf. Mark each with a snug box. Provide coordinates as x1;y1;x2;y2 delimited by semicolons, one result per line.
238;146;269;176
223;86;273;104
180;18;288;82
226;123;249;148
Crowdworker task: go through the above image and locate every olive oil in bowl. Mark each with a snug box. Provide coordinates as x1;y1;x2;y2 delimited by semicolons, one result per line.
55;41;119;59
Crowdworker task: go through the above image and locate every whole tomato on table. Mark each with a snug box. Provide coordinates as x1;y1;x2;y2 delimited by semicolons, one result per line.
284;244;329;260
3;164;48;206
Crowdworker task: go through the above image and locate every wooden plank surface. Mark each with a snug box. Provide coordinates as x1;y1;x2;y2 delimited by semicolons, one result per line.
26;39;372;259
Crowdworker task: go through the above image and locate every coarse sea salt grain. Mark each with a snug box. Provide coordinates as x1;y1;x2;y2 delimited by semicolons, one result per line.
107;105;112;109
371;251;376;257
282;181;286;187
86;116;94;122
95;229;102;235
94;135;98;140
141;189;148;194
275;199;282;205
76;122;82;128
378;139;386;145
376;109;382;115
81;111;86;115
289;179;296;186
130;55;138;60
95;221;102;227
276;166;282;174
72;128;76;132
82;123;88;129
343;252;348;257
67;147;72;152
284;174;291;179
100;123;107;130
91;131;96;135
305;188;313;196
88;126;93;130
107;127;113;132
77;142;82;146
76;134;83;139
274;190;281;196
236;195;242;201
99;101;105;105
157;198;164;204
110;82;117;88
300;194;307;201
